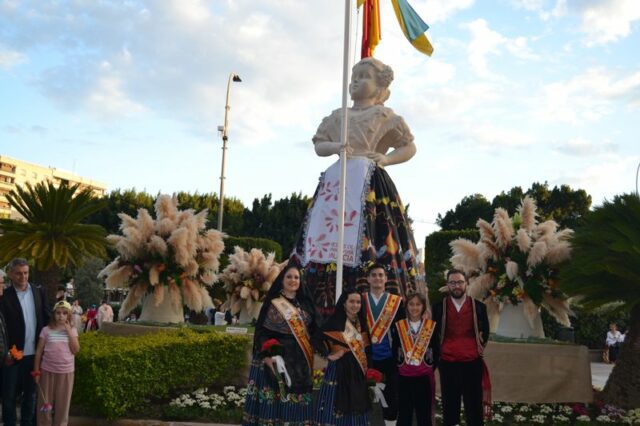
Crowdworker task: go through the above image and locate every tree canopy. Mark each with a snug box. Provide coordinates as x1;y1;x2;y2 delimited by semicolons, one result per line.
436;182;592;230
85;189;309;257
560;193;640;409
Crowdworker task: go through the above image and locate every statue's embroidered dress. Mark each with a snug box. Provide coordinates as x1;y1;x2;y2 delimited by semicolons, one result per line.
293;105;421;319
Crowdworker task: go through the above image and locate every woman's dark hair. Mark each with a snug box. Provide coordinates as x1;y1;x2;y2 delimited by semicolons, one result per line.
256;264;315;326
323;287;368;334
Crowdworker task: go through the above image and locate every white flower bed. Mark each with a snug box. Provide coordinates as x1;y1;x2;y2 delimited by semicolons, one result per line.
170;386;247;411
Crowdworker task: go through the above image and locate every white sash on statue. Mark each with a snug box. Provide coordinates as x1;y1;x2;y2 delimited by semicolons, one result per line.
302;157;374;267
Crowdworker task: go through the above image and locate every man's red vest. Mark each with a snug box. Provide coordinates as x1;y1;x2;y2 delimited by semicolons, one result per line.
441;297;479;362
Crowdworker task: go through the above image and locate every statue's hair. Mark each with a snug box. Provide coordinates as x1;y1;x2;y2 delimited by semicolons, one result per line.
353;57;394;104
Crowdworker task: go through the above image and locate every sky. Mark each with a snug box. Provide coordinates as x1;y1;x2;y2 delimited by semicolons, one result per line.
1;0;639;248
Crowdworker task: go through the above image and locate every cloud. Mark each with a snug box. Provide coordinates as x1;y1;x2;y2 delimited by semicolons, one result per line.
574;0;640;46
463;19;538;77
536;68;640;124
425;0;475;23
524;0;640;45
555;137;617;156
0;1;345;141
0;46;25;68
554;154;640;201
461;123;536;149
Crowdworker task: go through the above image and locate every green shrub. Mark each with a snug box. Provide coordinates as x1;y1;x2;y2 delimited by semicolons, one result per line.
224;236;282;261
425;229;479;303
542;304;630;348
73;328;250;419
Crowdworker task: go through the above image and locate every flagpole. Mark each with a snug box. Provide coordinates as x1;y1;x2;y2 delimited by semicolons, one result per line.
336;0;353;303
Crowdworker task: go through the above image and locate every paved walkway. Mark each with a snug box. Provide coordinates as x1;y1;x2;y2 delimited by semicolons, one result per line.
591;361;614;389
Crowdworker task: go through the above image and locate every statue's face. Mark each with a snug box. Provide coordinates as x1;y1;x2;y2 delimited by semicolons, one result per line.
349;64;378;101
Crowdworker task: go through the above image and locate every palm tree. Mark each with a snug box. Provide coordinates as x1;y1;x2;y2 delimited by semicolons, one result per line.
561;193;640;409
0;182;108;304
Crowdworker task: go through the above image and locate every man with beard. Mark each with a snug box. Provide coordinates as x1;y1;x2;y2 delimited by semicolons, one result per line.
432;269;489;426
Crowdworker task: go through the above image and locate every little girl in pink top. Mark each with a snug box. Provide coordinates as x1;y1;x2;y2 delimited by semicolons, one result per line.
32;300;80;426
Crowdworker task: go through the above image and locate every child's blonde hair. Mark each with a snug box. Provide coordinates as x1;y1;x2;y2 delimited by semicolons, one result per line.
49;300;72;327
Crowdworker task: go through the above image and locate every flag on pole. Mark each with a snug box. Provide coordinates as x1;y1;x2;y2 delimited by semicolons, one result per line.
359;0;381;58
390;0;434;56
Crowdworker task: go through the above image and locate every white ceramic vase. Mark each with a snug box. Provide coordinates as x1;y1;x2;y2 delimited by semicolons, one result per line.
495;302;545;338
138;287;184;324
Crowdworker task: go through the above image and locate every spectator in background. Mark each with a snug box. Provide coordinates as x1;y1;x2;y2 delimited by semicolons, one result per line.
97;300;114;329
55;285;68;303
85;304;98;332
605;323;623;364
0;269;8;398
0;258;50;426
71;299;84;333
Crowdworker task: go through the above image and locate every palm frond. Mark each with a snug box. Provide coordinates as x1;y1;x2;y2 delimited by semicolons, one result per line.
561;194;640;311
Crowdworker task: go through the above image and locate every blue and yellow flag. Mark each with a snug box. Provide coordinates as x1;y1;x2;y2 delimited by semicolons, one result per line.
390;0;433;56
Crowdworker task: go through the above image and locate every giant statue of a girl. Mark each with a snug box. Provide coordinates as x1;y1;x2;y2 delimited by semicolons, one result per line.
292;57;422;319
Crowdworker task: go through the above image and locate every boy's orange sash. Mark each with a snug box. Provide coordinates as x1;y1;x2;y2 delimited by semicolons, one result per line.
364;293;401;344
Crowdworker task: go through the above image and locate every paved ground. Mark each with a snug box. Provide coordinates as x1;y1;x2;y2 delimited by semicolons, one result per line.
591;361;615;389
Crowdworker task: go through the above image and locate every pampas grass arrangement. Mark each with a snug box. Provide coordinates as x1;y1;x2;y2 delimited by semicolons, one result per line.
99;195;225;321
450;196;573;327
218;246;284;323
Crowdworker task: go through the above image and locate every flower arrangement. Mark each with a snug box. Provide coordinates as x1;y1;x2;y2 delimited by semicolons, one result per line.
365;368;384;385
8;345;23;362
449;196;573;328
98;195;225;321
312;368;325;390
366;368;387;407
259;338;283;358
218;246;283;323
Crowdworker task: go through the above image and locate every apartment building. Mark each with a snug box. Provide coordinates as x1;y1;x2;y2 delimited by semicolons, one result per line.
0;155;107;220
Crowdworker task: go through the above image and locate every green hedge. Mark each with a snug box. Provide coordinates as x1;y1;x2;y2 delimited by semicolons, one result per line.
224;236;282;262
425;229;479;303
73;328;250;419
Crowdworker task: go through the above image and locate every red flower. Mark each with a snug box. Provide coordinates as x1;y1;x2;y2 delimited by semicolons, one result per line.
259;339;283;358
261;339;280;352
365;368;383;384
572;403;588;416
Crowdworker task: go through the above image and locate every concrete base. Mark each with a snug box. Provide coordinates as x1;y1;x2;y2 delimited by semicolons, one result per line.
482;341;592;403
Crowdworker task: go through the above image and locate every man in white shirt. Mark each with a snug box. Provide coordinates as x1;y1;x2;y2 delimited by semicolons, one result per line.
0;258;50;426
97;300;114;329
605;323;622;363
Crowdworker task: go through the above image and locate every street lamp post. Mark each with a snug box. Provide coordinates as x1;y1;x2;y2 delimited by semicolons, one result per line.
636;160;640;197
217;73;242;232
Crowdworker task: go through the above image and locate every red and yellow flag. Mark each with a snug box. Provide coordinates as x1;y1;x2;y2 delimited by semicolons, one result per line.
359;0;381;58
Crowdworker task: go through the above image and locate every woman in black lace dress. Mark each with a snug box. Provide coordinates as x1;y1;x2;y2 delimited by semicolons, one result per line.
242;265;318;426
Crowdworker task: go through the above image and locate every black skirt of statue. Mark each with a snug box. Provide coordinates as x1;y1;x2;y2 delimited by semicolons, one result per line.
292;166;420;321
